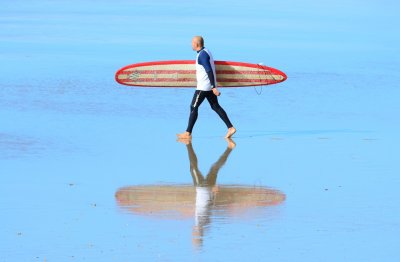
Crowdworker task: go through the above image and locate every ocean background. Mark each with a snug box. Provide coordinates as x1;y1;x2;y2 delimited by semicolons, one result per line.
1;0;399;261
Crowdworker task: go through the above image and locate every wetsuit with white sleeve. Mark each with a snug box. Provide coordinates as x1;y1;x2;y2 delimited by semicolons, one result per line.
185;47;233;133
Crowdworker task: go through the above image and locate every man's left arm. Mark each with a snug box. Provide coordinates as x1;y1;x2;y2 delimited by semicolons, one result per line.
198;52;220;95
198;52;216;88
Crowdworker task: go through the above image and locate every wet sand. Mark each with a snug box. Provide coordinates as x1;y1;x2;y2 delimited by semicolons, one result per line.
1;0;400;261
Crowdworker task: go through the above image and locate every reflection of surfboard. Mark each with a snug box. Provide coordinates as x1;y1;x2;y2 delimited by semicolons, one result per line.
115;60;287;87
115;185;286;219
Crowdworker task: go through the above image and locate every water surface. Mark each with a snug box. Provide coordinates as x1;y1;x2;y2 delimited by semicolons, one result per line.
1;0;399;261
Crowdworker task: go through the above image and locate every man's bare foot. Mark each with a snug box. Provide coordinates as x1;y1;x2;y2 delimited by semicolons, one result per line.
225;138;236;149
177;137;192;145
177;131;192;139
225;127;236;138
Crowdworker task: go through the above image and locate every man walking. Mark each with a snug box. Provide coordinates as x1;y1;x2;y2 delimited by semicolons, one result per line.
177;36;236;139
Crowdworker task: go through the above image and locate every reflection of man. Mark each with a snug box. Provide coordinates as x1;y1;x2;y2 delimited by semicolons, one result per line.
178;138;236;248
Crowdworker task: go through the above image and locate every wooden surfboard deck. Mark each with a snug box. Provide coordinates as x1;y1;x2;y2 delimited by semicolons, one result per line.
115;60;287;87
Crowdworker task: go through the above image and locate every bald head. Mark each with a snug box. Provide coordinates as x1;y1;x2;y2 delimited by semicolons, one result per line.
192;36;204;51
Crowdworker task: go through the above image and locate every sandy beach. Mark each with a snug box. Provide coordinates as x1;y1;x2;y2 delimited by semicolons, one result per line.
1;0;399;261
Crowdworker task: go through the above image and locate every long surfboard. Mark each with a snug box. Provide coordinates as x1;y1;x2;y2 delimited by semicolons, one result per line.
115;60;287;87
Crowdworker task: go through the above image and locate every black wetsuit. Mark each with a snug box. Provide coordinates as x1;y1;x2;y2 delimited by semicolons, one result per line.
185;47;233;133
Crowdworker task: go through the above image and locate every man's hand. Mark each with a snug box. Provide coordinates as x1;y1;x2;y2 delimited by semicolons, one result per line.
212;87;221;96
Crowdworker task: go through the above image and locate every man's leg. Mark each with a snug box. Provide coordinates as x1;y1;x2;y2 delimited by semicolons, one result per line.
177;90;206;138
206;92;236;138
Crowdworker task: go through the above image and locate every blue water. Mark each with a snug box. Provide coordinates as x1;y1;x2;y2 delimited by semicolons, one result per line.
1;0;400;261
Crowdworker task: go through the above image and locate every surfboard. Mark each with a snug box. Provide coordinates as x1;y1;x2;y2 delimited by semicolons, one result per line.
115;60;287;87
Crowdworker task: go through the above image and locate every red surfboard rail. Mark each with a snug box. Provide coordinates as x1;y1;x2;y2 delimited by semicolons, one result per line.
115;60;287;87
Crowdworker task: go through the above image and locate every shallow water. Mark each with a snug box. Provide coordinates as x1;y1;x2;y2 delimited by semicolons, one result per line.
1;0;400;261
